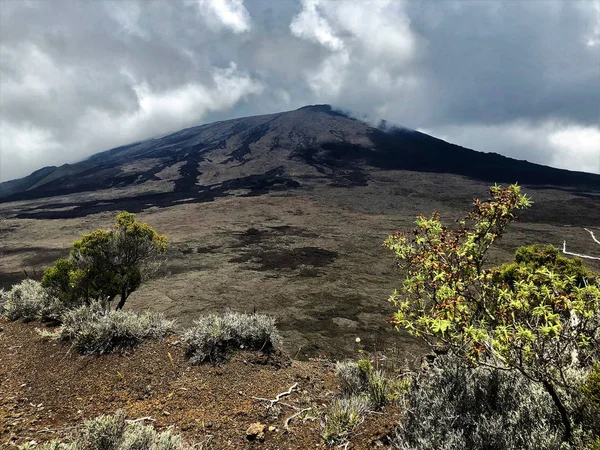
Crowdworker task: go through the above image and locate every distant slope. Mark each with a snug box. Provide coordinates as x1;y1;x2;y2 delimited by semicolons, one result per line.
1;104;599;204
0;166;57;198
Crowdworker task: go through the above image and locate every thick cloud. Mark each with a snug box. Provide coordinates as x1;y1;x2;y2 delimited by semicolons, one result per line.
0;0;598;181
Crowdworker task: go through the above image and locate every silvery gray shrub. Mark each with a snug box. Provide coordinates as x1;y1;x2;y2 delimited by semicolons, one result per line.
183;311;281;364
17;410;188;450
322;395;371;445
1;279;64;322
55;302;175;354
393;353;593;450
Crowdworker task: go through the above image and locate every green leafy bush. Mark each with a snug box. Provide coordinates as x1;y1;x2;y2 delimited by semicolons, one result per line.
42;212;167;311
385;185;600;442
1;279;64;322
183;311;280;364
17;410;189;450
47;302;175;354
393;353;593;450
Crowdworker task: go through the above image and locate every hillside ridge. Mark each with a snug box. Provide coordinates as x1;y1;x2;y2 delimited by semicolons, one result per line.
2;104;599;205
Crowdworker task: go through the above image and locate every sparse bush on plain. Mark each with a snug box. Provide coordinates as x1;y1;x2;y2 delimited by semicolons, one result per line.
393;353;596;450
45;302;175;354
1;279;64;322
183;311;281;364
42;211;167;311
322;395;370;446
17;410;189;450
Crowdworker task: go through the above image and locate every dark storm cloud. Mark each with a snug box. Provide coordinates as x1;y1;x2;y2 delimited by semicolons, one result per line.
1;0;599;181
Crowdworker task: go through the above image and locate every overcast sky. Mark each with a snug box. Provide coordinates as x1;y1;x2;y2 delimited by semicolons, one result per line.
1;0;599;181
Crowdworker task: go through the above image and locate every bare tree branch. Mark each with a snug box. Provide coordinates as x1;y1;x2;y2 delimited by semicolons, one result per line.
585;228;600;245
561;228;600;261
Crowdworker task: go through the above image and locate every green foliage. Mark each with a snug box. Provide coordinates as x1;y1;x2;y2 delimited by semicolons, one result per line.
1;279;64;322
46;302;175;354
183;311;281;364
334;359;392;409
582;363;600;411
357;358;373;374
42;212;167;310
384;184;600;441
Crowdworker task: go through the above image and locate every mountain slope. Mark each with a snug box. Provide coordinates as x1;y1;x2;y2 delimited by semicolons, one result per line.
2;105;599;207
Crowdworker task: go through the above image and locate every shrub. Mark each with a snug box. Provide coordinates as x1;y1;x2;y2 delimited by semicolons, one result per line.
17;410;189;449
393;353;595;450
367;369;389;408
385;185;600;442
335;360;367;397
322;395;370;445
50;302;175;354
582;363;600;411
183;311;281;364
335;359;389;408
1;279;64;322
42;212;167;310
77;410;126;449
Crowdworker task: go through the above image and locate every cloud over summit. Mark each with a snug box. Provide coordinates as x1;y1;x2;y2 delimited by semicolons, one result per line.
1;0;598;181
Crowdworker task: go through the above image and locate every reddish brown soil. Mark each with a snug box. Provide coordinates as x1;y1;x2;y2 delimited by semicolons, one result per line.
0;321;398;449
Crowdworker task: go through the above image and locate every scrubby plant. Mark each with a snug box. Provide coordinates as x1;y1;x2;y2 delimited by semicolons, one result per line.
1;279;64;322
582;363;600;411
367;368;389;408
77;410;127;449
322;395;370;445
42;212;167;311
17;410;190;450
393;353;595;450
335;359;390;409
385;184;600;442
335;360;368;397
45;302;175;354
183;311;280;364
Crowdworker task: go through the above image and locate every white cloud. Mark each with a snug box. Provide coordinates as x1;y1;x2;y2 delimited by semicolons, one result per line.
290;0;418;104
419;121;600;175
290;0;344;51
1;0;599;181
0;61;263;181
195;0;252;33
0;122;62;181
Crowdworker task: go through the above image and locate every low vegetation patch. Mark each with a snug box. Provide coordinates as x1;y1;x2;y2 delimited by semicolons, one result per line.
0;279;64;322
335;359;394;408
183;311;281;364
17;410;191;450
322;395;371;446
41;302;175;355
393;353;598;450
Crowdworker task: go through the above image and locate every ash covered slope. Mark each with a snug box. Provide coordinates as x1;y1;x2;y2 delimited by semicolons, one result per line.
2;104;599;206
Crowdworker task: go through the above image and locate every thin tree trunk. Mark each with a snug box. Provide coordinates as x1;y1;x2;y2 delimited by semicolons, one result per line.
542;379;572;443
115;288;127;310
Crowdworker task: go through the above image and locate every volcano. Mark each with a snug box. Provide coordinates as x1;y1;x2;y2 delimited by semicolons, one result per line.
1;105;599;358
2;104;599;218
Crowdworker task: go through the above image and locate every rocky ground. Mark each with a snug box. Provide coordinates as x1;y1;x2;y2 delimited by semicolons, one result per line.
0;320;399;449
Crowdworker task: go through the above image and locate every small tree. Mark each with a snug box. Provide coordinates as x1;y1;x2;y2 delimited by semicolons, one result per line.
42;212;167;310
384;185;600;443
